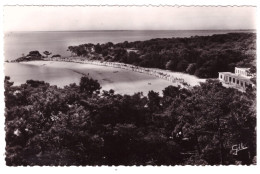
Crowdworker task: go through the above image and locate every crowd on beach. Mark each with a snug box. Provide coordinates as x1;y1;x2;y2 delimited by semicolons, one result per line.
45;57;189;87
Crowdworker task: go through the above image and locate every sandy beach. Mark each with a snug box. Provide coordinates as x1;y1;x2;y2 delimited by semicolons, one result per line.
14;60;205;95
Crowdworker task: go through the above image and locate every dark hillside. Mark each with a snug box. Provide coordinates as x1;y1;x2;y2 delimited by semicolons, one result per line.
67;33;256;78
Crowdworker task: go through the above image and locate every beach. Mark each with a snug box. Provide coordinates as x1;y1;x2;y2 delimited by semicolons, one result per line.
7;60;205;95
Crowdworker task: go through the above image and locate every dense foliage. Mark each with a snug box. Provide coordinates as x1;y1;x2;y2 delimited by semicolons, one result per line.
13;51;62;62
12;51;43;62
43;51;52;58
5;76;256;166
67;33;256;78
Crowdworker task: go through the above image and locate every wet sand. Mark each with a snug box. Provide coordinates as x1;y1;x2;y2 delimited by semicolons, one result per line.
18;61;205;95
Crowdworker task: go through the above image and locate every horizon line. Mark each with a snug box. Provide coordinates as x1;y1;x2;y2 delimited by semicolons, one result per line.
5;29;256;33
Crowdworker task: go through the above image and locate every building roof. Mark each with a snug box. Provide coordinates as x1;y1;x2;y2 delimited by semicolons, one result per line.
235;67;250;70
219;72;252;82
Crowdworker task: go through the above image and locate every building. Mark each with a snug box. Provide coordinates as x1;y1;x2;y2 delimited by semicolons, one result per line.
218;67;254;91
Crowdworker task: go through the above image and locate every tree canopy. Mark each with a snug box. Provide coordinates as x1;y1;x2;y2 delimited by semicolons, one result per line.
5;76;256;166
43;51;52;58
67;33;256;78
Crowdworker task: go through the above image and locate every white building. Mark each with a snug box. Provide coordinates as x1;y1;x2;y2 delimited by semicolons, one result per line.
218;67;254;91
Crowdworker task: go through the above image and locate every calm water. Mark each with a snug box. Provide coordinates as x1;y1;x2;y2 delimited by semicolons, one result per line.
4;30;253;60
4;61;176;95
4;30;254;92
4;63;82;87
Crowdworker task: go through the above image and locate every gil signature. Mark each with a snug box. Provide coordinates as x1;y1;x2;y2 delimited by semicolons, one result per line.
231;143;248;155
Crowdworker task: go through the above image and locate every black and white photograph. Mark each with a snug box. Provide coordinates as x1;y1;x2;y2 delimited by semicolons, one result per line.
1;2;257;168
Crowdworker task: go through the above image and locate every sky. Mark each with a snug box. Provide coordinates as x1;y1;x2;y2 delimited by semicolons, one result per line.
3;6;257;31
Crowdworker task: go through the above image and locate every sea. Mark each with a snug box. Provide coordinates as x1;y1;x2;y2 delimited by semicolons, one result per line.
4;30;254;90
4;30;254;61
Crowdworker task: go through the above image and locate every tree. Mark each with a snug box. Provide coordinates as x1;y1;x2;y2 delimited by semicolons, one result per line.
113;48;127;62
165;59;178;71
176;60;189;72
127;51;139;64
28;51;42;58
4;76;256;165
43;51;52;58
147;91;161;113
51;54;61;58
4;76;15;109
79;76;101;95
67;46;77;56
186;63;196;75
101;50;109;57
249;65;256;85
94;44;102;54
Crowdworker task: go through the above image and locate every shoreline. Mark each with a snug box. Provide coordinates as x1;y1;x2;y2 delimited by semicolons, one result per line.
42;57;206;87
11;61;175;95
7;59;206;95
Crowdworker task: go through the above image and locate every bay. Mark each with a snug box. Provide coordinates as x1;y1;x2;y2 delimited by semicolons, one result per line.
4;62;82;87
4;30;252;94
4;61;181;95
4;30;253;60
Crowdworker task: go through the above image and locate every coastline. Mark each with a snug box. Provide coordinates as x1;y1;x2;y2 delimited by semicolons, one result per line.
21;59;206;86
55;58;205;85
15;60;205;95
16;60;174;95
